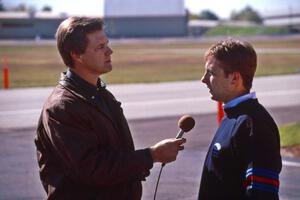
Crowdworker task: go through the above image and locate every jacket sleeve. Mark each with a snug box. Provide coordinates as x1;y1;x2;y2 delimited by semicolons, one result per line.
232;115;281;200
42;100;153;188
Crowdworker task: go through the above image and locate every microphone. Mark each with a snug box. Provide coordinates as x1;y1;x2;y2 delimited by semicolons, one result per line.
176;115;195;139
154;115;195;200
162;115;195;167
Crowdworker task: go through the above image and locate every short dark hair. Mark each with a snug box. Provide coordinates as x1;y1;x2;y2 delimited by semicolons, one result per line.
205;39;257;91
55;17;103;68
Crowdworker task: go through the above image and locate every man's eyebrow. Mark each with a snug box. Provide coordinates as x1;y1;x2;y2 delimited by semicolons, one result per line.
97;39;108;45
96;42;105;46
95;40;107;48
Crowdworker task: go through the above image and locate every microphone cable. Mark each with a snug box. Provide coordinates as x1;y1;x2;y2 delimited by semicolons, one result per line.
153;163;165;200
152;115;195;200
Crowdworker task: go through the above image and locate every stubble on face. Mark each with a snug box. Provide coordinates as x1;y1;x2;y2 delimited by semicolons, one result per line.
202;57;232;103
84;30;113;75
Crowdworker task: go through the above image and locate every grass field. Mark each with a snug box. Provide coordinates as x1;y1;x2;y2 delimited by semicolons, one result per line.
205;25;290;37
0;37;300;88
279;122;300;147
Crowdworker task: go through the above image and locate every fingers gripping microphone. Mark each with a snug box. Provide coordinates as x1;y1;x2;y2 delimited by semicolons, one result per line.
161;115;195;167
153;115;195;200
161;115;195;166
176;115;195;139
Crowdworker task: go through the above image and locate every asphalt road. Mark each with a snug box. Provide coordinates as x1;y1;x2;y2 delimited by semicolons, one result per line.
0;108;300;200
1;74;300;128
0;74;300;199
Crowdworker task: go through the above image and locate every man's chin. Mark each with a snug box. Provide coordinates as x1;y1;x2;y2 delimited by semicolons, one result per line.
210;95;218;102
103;65;113;73
107;64;113;71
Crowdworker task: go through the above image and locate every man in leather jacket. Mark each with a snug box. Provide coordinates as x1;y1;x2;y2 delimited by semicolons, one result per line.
35;17;186;200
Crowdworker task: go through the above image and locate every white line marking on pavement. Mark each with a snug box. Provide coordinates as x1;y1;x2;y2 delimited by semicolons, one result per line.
124;96;209;106
1;89;299;116
124;89;300;106
282;160;300;167
257;89;300;96
0;109;41;116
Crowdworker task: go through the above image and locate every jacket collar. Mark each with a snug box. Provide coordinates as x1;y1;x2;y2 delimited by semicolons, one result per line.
59;70;135;149
59;70;106;101
224;92;257;109
59;70;119;127
224;98;259;117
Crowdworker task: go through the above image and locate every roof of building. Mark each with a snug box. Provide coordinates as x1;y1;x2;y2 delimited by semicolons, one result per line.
188;20;219;27
0;11;29;19
264;17;300;26
0;11;104;20
0;11;68;19
104;0;185;17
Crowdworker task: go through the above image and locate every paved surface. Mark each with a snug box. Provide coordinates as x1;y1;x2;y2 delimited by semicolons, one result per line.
1;74;300;128
0;107;300;200
0;74;300;199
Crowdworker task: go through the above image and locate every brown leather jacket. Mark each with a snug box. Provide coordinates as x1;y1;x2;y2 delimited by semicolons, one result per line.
35;73;153;200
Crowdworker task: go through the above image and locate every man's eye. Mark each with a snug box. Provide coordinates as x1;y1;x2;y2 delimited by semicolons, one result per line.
96;44;105;50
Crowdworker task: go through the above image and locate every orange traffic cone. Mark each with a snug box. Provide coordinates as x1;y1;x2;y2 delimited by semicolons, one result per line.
3;57;9;89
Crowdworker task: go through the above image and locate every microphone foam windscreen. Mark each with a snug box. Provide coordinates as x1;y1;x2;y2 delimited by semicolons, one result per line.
178;115;195;132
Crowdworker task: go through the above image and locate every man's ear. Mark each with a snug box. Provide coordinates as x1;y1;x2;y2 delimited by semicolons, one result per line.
70;51;82;64
230;71;242;86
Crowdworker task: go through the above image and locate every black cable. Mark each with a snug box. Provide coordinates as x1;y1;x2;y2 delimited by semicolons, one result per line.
153;163;165;200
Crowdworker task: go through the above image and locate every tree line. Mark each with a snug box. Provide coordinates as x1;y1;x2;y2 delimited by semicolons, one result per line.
188;6;263;24
0;0;52;12
0;1;262;24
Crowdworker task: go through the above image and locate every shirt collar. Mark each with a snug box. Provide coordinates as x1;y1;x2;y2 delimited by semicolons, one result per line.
66;69;106;100
224;92;257;109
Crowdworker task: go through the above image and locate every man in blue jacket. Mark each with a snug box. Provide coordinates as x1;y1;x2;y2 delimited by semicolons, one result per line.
198;39;282;199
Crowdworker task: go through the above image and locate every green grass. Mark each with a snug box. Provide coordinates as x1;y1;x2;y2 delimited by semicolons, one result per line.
279;122;300;147
205;25;290;36
257;54;300;76
0;38;300;88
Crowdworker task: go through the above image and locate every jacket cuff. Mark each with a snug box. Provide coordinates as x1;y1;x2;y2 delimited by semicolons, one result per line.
135;148;154;180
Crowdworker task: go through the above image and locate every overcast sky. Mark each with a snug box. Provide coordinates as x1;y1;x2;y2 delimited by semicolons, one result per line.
2;0;300;18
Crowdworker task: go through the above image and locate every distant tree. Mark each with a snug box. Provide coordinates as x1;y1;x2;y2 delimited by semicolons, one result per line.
230;6;263;24
42;5;52;12
12;3;26;11
188;13;200;20
186;9;199;20
0;0;5;11
11;3;36;14
199;10;219;20
28;6;37;16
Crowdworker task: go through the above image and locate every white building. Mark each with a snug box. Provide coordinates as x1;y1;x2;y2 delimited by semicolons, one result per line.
0;12;66;39
103;0;187;38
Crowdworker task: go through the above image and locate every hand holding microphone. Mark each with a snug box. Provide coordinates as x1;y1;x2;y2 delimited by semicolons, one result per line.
149;115;195;164
152;115;195;200
150;138;186;163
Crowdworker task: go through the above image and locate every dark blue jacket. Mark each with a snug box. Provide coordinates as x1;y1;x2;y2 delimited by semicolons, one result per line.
198;98;282;200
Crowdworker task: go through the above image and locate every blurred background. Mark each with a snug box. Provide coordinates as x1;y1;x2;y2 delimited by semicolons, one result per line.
0;0;300;199
0;0;300;86
1;0;300;39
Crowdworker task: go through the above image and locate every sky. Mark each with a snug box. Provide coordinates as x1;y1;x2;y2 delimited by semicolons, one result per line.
2;0;300;19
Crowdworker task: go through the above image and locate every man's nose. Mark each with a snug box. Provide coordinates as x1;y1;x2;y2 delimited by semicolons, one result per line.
106;47;113;55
